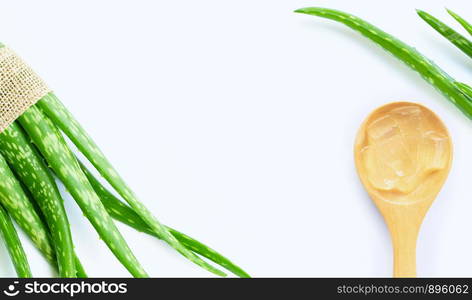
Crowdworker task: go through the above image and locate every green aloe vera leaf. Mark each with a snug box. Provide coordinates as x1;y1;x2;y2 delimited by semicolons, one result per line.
447;9;472;36
18;105;148;278
0;203;31;277
0;122;76;277
454;82;472;98
16;170;87;278
294;7;472;119
0;152;55;263
80;162;249;277
74;256;87;278
38;93;226;277
19;175;87;278
417;10;472;59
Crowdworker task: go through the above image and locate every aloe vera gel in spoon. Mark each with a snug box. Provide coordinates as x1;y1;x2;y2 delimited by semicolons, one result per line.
354;102;452;277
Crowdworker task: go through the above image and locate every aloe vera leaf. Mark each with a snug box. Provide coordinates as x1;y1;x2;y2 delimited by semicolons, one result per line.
454;82;472;98
15;170;87;278
38;93;226;277
294;7;472;119
74;256;87;278
0;156;85;277
447;9;472;36
18;174;87;278
0;122;76;277
417;10;472;59
18;105;148;278
0;152;55;263
0;203;31;277
80;162;249;277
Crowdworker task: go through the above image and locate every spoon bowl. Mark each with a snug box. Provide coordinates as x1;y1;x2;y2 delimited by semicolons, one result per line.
354;102;452;277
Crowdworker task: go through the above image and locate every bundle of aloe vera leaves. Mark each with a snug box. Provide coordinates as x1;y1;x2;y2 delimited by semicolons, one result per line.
0;45;249;278
295;7;472;118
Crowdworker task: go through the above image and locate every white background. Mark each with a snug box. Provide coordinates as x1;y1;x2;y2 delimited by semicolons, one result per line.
0;0;471;277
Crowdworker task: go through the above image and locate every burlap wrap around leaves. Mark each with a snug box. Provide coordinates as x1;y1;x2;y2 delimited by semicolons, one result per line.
0;46;50;133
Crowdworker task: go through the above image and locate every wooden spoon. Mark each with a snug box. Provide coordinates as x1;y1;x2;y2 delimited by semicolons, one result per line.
354;102;452;277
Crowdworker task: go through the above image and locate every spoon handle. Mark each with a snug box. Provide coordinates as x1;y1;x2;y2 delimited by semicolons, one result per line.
392;227;418;277
387;208;424;278
378;199;428;277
